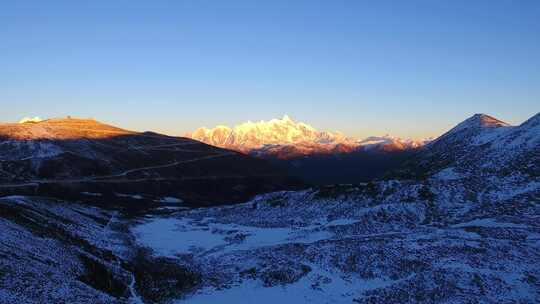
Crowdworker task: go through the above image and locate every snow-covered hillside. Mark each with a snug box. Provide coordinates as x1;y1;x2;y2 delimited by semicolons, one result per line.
0;196;134;303
132;174;540;303
0;195;205;304
397;113;540;178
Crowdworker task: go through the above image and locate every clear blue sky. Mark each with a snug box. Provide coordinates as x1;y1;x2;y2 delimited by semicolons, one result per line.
1;0;539;139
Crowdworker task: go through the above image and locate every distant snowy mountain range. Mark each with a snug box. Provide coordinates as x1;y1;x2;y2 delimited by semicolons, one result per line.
187;115;430;159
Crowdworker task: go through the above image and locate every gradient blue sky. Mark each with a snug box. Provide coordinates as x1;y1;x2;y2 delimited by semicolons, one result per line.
1;0;539;139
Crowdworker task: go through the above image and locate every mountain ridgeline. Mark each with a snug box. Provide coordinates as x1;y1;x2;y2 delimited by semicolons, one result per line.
188;115;430;184
0;118;304;208
393;113;540;179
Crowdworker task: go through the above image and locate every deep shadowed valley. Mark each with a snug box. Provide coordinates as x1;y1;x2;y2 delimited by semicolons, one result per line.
187;115;429;185
263;149;416;185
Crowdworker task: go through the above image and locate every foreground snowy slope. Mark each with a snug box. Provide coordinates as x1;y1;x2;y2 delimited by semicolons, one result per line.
133;179;540;303
0;196;133;303
131;113;540;303
0;196;204;304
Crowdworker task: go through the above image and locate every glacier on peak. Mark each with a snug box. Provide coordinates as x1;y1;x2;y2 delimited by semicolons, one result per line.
447;113;510;133
187;116;428;158
18;116;43;124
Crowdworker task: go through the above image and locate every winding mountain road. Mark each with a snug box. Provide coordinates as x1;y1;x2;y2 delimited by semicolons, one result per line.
0;151;237;187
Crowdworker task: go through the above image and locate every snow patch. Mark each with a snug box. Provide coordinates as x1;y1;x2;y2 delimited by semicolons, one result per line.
433;167;466;180
132;216;333;257
156;196;183;204
115;193;144;200
81;192;102;197
18;116;43;124
452;218;528;229
182;264;396;304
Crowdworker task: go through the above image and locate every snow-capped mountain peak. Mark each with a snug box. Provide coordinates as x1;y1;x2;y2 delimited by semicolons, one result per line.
18;116;43;124
427;113;511;148
187;116;428;158
188;116;354;153
399;112;539;178
520;112;540;128
280;114;293;123
449;113;510;133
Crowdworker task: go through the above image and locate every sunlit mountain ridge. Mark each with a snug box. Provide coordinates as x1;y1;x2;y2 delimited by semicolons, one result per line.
188;115;430;159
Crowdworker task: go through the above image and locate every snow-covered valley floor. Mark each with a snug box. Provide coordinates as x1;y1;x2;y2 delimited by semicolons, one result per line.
132;183;540;304
2;174;539;303
133;215;377;303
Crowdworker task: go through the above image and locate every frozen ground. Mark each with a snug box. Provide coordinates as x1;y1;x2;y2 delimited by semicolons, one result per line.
0;196;135;303
133;178;540;303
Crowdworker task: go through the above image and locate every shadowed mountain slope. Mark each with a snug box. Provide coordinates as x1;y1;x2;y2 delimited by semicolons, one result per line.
0;118;303;207
393;113;540;179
